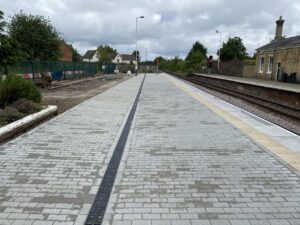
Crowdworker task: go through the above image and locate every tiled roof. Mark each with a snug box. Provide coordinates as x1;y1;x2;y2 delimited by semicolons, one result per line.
120;54;136;61
83;50;97;59
257;36;300;51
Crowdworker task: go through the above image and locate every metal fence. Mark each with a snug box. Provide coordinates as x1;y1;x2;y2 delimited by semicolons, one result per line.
103;64;117;74
1;61;97;81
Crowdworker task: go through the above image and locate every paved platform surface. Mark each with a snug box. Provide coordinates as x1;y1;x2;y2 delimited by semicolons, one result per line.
103;74;300;225
194;73;300;93
0;75;144;225
0;74;300;225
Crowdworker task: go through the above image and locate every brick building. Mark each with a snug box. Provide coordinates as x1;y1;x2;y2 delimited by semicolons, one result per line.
256;17;300;82
59;40;73;62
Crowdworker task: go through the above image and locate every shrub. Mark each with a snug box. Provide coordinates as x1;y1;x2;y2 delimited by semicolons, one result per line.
11;98;42;114
0;108;6;127
0;75;41;108
2;106;24;123
186;68;193;77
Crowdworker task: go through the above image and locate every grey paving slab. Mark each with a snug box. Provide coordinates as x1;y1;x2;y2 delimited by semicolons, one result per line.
103;74;300;225
0;75;144;225
177;75;300;155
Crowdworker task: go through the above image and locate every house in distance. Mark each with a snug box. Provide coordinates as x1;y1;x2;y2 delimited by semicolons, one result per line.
112;54;137;65
83;50;98;62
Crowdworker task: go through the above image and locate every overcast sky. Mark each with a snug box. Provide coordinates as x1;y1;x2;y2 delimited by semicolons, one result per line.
2;0;300;60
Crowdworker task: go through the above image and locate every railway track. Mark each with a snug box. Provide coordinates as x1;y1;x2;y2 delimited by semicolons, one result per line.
47;74;107;90
170;73;300;135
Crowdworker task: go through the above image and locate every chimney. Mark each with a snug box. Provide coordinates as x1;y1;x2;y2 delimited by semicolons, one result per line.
275;16;284;40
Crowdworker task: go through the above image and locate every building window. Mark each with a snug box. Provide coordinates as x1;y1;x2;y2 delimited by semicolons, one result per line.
268;57;273;73
259;57;265;73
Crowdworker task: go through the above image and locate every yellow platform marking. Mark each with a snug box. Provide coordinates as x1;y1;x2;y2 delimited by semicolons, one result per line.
167;75;300;171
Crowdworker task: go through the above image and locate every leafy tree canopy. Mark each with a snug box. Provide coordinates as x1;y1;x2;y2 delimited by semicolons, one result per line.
189;51;206;67
0;11;24;68
185;41;207;70
0;10;5;33
186;41;207;61
0;35;25;66
8;11;61;61
97;45;117;70
219;37;248;60
153;56;165;64
159;56;187;72
97;45;117;63
71;47;81;62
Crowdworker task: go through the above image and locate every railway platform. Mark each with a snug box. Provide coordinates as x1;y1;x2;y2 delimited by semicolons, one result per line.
0;73;300;225
194;73;300;94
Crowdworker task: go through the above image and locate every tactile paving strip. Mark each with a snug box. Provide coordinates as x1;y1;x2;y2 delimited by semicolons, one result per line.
85;75;146;225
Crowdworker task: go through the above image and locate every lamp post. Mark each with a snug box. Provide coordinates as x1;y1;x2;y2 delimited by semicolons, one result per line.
216;30;222;71
145;48;147;75
135;16;144;75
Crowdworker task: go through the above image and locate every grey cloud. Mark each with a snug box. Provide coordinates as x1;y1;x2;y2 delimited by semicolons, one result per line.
2;0;300;59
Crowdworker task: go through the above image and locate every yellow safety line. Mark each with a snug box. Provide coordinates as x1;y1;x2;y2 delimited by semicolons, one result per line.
167;76;300;171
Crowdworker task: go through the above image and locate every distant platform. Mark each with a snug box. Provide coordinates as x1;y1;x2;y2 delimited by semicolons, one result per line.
194;73;300;94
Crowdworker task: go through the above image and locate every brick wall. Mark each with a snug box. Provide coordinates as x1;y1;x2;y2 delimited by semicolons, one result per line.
217;60;256;78
59;41;73;62
242;65;256;78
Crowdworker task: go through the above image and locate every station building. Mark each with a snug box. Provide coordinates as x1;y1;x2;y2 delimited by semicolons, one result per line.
256;17;300;82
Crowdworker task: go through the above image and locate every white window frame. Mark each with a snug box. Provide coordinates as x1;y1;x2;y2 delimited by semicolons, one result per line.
259;57;265;73
267;57;273;74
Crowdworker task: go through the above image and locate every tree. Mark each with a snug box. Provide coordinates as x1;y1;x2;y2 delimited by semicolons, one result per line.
71;47;81;62
154;56;165;64
185;41;207;70
159;56;186;72
0;35;25;67
0;11;24;69
132;50;140;62
0;11;5;33
8;11;61;61
219;37;248;60
96;45;117;70
188;51;206;70
186;41;207;61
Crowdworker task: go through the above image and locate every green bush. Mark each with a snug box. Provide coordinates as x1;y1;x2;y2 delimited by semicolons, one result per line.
11;98;42;114
186;68;193;77
0;99;42;127
0;75;41;108
0;109;6;127
2;106;24;123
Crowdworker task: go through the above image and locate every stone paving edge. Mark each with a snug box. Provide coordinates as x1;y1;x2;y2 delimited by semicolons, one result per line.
0;105;58;143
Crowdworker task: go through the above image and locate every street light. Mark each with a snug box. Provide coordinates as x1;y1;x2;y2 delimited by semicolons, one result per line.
216;30;222;71
135;16;144;75
145;47;147;75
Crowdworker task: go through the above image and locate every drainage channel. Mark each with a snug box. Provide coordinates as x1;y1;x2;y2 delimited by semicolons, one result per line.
85;74;146;225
